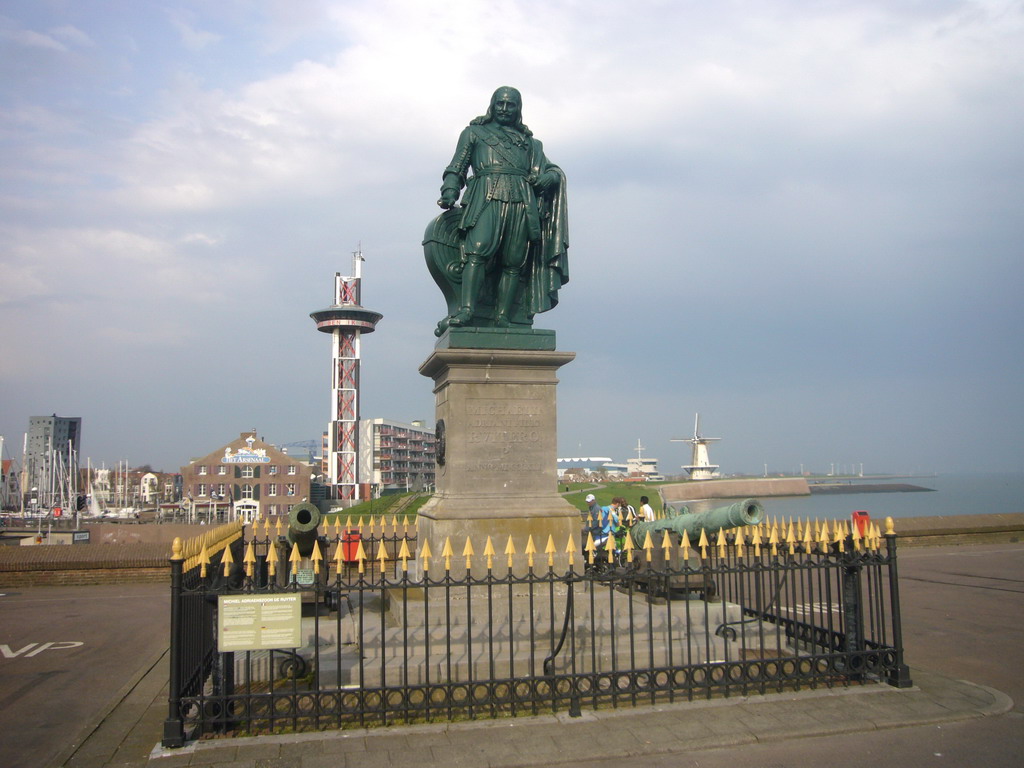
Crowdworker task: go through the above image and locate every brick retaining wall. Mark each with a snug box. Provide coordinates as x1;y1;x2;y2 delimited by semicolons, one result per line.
0;567;169;587
0;542;170;587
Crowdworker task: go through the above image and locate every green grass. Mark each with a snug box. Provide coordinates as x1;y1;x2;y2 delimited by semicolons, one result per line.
323;492;424;523
321;483;670;523
563;482;666;515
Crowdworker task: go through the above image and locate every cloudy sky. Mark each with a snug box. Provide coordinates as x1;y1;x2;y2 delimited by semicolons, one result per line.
1;0;1021;476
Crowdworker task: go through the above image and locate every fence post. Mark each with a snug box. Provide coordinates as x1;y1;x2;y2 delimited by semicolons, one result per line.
840;544;865;680
162;538;186;748
883;518;913;688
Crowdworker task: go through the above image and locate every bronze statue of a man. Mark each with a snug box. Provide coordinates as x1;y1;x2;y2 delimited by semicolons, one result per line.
425;87;568;336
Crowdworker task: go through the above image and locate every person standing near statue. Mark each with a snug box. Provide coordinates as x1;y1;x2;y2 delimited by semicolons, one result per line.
434;86;568;332
639;495;656;523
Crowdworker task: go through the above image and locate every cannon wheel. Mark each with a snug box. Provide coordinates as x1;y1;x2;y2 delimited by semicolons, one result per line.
278;654;308;680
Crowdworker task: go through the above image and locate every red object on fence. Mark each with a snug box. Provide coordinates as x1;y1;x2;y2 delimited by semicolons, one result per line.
851;510;871;536
53;507;62;518
342;529;362;563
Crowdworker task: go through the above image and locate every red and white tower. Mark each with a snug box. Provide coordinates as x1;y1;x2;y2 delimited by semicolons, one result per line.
310;250;382;501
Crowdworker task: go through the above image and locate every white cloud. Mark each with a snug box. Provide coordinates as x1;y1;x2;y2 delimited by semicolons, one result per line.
169;11;222;51
49;25;94;48
1;0;1022;472
1;28;67;52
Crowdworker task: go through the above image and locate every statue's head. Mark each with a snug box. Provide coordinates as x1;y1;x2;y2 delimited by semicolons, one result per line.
474;86;531;135
490;86;522;125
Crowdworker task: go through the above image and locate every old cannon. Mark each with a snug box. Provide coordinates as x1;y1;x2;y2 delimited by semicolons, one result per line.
268;501;329;589
624;499;765;601
630;498;765;545
286;501;322;558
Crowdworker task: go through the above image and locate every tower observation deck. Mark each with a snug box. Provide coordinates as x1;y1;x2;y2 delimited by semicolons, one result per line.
310;250;382;501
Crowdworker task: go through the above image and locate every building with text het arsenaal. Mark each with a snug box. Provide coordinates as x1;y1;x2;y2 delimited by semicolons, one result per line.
180;431;313;521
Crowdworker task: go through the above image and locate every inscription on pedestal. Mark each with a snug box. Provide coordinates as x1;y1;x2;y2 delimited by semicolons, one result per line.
465;397;544;472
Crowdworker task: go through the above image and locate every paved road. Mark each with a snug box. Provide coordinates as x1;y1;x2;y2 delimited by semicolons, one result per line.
0;584;168;768
562;543;1024;768
4;542;1023;768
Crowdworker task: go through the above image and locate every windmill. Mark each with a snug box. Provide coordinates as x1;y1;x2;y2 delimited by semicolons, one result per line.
671;414;721;480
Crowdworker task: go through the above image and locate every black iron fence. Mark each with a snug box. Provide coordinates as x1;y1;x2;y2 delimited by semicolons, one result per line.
162;517;911;747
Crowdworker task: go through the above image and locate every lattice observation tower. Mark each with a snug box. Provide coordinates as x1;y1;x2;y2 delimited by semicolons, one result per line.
310;250;382;501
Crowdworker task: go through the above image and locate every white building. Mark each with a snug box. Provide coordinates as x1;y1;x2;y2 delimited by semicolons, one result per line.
359;418;436;495
586;440;665;481
556;457;614;479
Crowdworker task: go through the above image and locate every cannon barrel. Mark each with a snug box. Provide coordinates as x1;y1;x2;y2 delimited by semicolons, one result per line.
631;498;765;544
286;502;322;558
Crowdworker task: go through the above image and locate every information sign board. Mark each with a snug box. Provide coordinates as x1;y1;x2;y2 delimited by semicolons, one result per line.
217;594;302;652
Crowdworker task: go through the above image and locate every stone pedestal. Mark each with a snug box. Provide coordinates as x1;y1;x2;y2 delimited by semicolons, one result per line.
416;347;580;578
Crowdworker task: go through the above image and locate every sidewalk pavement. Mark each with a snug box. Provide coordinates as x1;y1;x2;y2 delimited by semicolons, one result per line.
59;649;1013;768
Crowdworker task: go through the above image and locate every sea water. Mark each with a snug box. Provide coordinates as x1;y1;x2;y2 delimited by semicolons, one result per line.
758;472;1024;521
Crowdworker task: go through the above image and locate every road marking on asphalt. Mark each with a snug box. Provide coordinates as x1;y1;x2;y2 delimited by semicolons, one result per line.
0;641;84;658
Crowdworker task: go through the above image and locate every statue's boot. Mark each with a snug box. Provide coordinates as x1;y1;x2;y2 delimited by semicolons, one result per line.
494;269;519;327
450;260;484;326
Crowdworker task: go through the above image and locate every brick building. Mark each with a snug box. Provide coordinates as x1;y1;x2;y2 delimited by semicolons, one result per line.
180;431;313;522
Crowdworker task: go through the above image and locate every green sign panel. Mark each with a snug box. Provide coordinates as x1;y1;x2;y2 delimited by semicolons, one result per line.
217;594;302;652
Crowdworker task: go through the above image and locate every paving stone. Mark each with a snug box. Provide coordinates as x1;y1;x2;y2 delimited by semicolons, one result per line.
252;758;295;768
169;747;230;765
144;751;195;768
318;735;370;754
283;739;326;755
428;743;498;767
231;743;281;762
338;749;400;768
